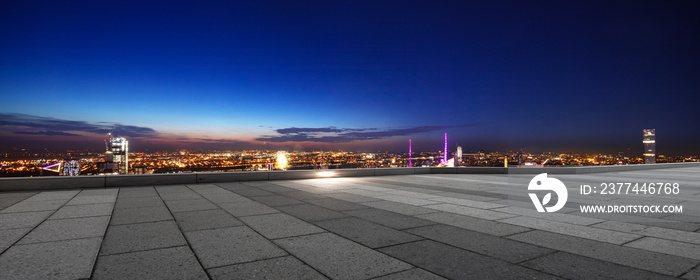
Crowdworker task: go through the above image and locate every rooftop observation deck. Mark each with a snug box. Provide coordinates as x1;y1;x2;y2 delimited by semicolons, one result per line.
1;163;699;279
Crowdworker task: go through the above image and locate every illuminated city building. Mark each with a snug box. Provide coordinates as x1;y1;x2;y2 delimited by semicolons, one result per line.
643;129;655;164
455;146;462;166
443;133;448;163
99;133;129;174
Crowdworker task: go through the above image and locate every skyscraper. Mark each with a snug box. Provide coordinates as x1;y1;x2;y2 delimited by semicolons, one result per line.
108;134;129;174
455;146;462;166
643;129;655;164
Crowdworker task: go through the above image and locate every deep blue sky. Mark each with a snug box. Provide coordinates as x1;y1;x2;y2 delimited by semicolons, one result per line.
1;1;699;154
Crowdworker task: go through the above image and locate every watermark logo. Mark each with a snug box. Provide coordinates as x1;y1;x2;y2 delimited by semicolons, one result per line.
528;173;568;212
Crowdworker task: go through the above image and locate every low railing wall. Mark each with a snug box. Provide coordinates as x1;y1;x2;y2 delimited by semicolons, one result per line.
1;162;698;191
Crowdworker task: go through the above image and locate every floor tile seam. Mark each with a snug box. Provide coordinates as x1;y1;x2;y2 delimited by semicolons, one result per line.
426;199;507;210
365;267;421;280
202;254;294;271
224;216;334;280
679;261;700;279
95;244;192;258
0;193;40;210
45;213;113;221
113;203;169;210
98;243;194;257
274;231;414;279
0;190;80;255
0;197;76;214
89;187;122;279
513;249;560;265
492;220;644;246
621;237;700;260
492;214;624;230
159;185;214;280
594;224;700;246
520;247;697;278
369;237;429;250
312;216;427;239
110;217;176;226
376;239;557;280
266;230;331;241
503;230;697;277
405;230;555;266
16;235;106;246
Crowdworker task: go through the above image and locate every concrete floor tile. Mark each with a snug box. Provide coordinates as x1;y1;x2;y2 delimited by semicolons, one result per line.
249;194;304;207
593;220;700;245
219;200;279;217
164;198;218;213
0;211;52;230
185;226;287;268
114;196;165;209
494;206;604;225
0;199;66;213
277;204;347;222
229;187;277;197
117;187;159;198
93;246;208;280
508;230;698;276
208;255;328;280
378;240;554;280
325;192;382;203
101;221;186;255
415;212;530;236
110;206;172;225
279;190;329;201
305;198;369;211
198;191;251;204
522;251;679;280
0;227;32;252
316;217;422;248
23;190;79;202
49;203;114;219
66;195;117;205
683;266;700;280
406;224;553;263
77;188;119;196
0;237;101;280
372;268;447;280
626;237;700;260
155;189;201;201
0;192;38;211
344;208;435;230
240;212;325;239
424;203;516;220
428;197;505;209
361;200;438;216
275;232;412;280
501;216;641;245
173;209;244;232
19;216;110;244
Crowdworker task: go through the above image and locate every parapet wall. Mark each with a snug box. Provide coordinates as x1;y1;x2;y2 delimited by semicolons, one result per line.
1;162;699;191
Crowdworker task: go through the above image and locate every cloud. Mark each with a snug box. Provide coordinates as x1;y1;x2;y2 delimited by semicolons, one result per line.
0;112;158;138
256;124;479;143
275;127;345;134
14;130;80;136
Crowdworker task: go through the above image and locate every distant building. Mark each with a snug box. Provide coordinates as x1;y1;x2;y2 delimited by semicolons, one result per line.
643;129;655;164
455;146;462;166
99;133;129;174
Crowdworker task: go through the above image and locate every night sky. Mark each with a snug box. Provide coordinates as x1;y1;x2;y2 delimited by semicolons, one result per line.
1;1;699;154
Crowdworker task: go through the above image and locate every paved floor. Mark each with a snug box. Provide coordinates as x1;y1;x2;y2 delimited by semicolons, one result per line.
1;167;700;279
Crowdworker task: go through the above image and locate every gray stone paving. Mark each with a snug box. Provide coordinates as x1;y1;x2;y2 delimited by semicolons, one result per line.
0;167;699;279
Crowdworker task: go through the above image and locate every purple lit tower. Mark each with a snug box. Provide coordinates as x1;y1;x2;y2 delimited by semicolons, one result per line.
444;133;447;163
409;139;412;167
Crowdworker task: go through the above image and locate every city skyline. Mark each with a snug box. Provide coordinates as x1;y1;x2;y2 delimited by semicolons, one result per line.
2;1;699;154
